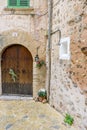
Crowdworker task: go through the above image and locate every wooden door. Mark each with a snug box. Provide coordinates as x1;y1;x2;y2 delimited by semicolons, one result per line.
1;45;33;95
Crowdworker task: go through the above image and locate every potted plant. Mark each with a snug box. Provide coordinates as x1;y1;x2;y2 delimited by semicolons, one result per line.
38;88;47;102
36;60;45;69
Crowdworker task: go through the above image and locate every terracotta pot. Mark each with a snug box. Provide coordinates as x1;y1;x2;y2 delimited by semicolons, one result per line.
38;96;46;102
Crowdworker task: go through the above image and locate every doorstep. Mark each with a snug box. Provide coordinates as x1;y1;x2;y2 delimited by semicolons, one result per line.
0;94;33;100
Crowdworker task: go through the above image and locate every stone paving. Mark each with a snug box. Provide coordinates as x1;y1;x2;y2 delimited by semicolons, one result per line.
0;98;79;130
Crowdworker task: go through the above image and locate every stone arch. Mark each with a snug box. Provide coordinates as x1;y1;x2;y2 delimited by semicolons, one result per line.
1;44;33;95
0;29;46;97
0;29;46;59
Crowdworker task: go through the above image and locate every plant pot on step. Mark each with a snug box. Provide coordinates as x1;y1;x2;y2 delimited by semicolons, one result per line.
38;96;46;102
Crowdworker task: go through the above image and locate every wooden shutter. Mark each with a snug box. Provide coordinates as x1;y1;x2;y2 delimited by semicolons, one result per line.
20;0;29;7
8;0;17;6
8;0;29;7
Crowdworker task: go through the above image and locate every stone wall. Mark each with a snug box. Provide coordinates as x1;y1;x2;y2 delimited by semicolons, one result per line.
48;0;87;129
0;0;47;97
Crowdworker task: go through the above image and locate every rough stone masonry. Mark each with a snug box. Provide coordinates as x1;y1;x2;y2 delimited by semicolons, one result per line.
47;0;87;130
0;0;47;97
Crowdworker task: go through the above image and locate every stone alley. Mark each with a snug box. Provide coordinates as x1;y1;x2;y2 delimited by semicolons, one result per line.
0;98;79;130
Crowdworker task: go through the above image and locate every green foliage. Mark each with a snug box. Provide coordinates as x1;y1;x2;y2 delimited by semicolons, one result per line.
64;114;74;126
38;89;47;98
9;69;17;82
36;60;45;69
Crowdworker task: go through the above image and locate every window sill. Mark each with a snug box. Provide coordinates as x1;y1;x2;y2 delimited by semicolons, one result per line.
4;7;34;11
59;55;70;60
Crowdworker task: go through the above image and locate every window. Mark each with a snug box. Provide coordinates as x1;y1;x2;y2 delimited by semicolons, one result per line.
59;37;70;60
8;0;30;8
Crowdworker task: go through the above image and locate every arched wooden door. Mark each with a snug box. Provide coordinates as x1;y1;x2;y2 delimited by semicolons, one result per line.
1;45;33;95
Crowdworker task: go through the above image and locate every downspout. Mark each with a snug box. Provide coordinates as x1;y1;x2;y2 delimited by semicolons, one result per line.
47;0;52;101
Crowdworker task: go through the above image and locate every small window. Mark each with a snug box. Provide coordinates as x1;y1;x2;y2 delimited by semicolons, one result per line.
8;0;30;8
59;37;70;60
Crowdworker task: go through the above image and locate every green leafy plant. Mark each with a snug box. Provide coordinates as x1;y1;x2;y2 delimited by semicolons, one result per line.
36;60;45;69
38;89;47;98
64;114;74;126
9;68;17;82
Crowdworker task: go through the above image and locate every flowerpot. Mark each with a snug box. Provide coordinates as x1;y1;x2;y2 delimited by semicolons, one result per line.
38;96;46;102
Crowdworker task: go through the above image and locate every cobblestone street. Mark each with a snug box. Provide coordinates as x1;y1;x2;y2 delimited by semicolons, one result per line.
0;98;79;130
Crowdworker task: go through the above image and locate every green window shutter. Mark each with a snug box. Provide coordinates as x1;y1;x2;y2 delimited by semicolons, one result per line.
20;0;29;7
8;0;17;7
8;0;29;8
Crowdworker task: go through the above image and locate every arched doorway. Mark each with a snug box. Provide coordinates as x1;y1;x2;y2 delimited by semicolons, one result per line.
1;45;33;95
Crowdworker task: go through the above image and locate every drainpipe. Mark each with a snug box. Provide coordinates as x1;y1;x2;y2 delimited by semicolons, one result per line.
47;0;52;101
